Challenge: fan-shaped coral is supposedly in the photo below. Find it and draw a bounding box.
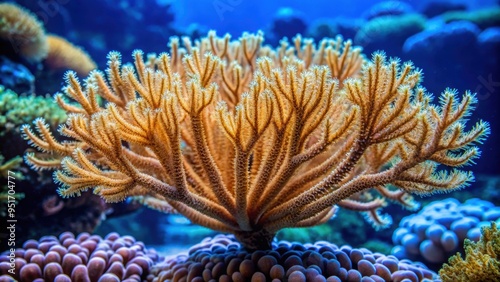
[22,31,489,250]
[0,3,48,62]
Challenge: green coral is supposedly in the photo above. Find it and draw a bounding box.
[360,240,393,255]
[442,8,500,30]
[0,85,66,134]
[277,209,368,246]
[0,154,22,178]
[355,14,426,46]
[277,223,343,244]
[0,86,65,214]
[439,221,500,282]
[0,154,24,216]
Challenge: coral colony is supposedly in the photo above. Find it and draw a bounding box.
[22,31,488,251]
[0,3,96,75]
[1,2,497,281]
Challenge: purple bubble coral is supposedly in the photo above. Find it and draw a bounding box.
[391,198,500,267]
[148,234,438,281]
[0,232,158,281]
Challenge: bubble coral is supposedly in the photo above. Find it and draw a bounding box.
[0,232,158,281]
[148,234,437,282]
[0,3,48,62]
[439,222,500,282]
[391,198,500,268]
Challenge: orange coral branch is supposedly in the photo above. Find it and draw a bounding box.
[23,31,489,250]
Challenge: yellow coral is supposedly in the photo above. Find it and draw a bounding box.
[45,34,97,76]
[22,32,489,250]
[0,3,48,62]
[439,222,500,282]
[0,155,24,216]
[0,155,22,179]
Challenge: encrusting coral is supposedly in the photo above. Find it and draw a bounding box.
[439,221,500,281]
[22,31,489,250]
[0,2,48,62]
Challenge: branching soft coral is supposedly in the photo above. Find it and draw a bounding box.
[439,222,500,282]
[22,31,489,250]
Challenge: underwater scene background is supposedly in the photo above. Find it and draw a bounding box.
[0,0,499,281]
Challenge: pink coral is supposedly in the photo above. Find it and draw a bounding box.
[0,232,158,281]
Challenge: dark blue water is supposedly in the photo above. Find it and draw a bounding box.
[170,0,498,35]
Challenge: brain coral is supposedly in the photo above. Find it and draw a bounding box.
[149,234,437,282]
[0,232,159,281]
[391,198,500,268]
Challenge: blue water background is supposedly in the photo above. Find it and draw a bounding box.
[169,0,497,35]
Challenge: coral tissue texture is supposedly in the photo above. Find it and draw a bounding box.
[148,234,437,282]
[392,198,500,266]
[439,222,500,282]
[0,3,48,62]
[0,232,157,281]
[22,31,489,250]
[45,34,97,76]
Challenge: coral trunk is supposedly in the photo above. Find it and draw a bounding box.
[234,228,276,251]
